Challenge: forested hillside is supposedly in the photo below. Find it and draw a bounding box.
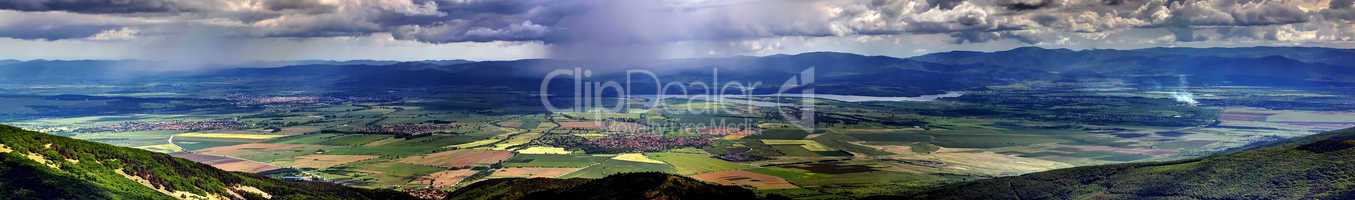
[0,125,774,200]
[0,125,414,200]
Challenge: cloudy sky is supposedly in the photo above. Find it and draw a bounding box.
[1,0,1353,62]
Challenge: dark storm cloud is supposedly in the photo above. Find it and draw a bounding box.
[0,10,157,40]
[1323,0,1355,21]
[1004,0,1052,11]
[927,0,970,9]
[1335,0,1354,9]
[0,0,1352,48]
[1163,0,1309,26]
[0,24,109,40]
[263,0,335,12]
[0,0,184,13]
[0,0,353,14]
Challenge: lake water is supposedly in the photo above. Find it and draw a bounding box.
[759,91,965,102]
[631,91,964,107]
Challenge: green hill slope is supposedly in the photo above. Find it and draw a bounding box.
[880,128,1355,200]
[445,172,772,200]
[0,125,414,200]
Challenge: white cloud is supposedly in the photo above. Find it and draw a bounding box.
[87,27,139,41]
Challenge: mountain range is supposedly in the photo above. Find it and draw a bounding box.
[2,47,1352,96]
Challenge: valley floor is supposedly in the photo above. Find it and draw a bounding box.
[3,83,1351,199]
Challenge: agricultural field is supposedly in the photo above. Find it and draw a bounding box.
[72,131,179,148]
[195,143,324,163]
[516,146,572,154]
[502,154,604,168]
[170,152,281,173]
[647,151,753,175]
[137,143,184,153]
[173,138,249,152]
[398,149,515,169]
[349,161,449,188]
[283,155,380,169]
[488,167,582,178]
[177,132,289,140]
[761,140,833,151]
[691,170,798,190]
[560,157,678,179]
[409,169,478,188]
[2,81,1350,199]
[611,153,665,164]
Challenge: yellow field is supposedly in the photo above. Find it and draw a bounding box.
[490,167,583,178]
[516,146,571,154]
[448,138,501,149]
[177,133,287,140]
[761,139,832,151]
[494,132,543,150]
[611,153,666,164]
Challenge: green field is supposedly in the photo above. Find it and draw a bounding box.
[382,135,494,147]
[770,144,820,157]
[316,134,392,146]
[172,139,247,151]
[503,154,604,168]
[749,129,812,140]
[812,133,895,156]
[270,134,346,145]
[646,151,752,175]
[72,131,178,147]
[559,157,677,179]
[344,160,446,188]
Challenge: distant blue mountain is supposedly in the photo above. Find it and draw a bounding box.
[912,47,1355,88]
[2,47,1351,96]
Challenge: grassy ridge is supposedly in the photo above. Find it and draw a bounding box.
[0,125,415,200]
[886,128,1355,200]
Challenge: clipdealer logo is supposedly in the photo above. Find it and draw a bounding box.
[539,67,816,133]
[776,67,814,132]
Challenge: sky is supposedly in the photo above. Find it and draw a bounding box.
[1,0,1353,63]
